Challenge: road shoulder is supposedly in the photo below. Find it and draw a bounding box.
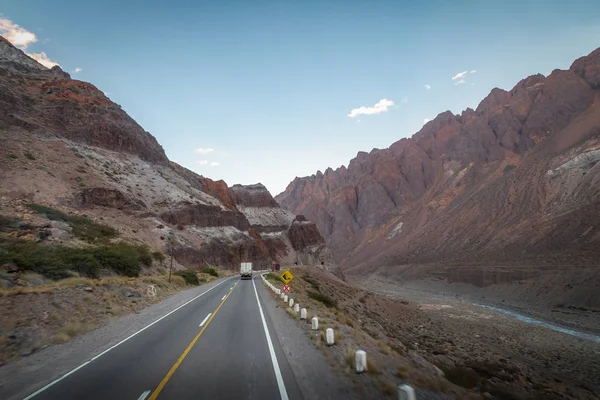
[256,275,358,400]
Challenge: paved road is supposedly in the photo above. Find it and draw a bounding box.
[23,275,303,400]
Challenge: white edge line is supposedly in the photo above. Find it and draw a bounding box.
[252,275,289,400]
[138,389,151,400]
[23,277,233,400]
[199,313,212,327]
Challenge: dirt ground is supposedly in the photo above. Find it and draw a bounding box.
[267,267,600,400]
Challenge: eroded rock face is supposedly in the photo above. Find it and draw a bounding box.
[76,187,145,211]
[0,36,168,165]
[230,183,279,207]
[160,203,250,230]
[276,47,600,278]
[288,216,325,251]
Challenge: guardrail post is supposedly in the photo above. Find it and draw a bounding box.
[355,350,367,373]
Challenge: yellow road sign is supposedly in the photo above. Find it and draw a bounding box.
[280,269,294,284]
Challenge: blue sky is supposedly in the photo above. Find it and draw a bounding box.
[2,0,600,195]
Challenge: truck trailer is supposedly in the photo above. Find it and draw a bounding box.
[240,262,253,280]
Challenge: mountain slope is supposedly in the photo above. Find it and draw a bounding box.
[276,47,600,310]
[0,36,330,272]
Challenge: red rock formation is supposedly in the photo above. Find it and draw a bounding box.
[276,47,600,283]
[0,36,168,165]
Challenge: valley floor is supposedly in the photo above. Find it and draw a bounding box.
[357,275,600,399]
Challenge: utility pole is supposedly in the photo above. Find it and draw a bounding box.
[168,232,175,283]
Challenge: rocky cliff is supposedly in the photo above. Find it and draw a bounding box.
[276,47,600,310]
[0,36,330,271]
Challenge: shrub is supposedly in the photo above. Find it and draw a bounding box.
[308,290,338,308]
[175,269,199,285]
[24,151,36,160]
[27,204,117,243]
[367,357,381,375]
[503,164,516,174]
[6,154,17,159]
[264,273,283,283]
[170,275,186,287]
[395,365,409,379]
[91,244,149,277]
[442,366,480,389]
[151,251,166,262]
[200,267,218,277]
[302,275,320,291]
[380,379,396,396]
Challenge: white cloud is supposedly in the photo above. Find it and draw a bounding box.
[195,147,214,155]
[210,162,220,167]
[348,98,395,118]
[197,160,208,165]
[425,84,431,90]
[424,118,430,124]
[451,71,468,80]
[73,67,82,73]
[401,96,408,104]
[1,17,61,69]
[27,52,59,68]
[0,17,37,49]
[470,70,477,74]
[454,79,466,86]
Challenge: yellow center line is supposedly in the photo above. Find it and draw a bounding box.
[149,281,239,400]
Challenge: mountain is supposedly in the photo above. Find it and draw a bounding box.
[276,47,600,311]
[0,36,332,272]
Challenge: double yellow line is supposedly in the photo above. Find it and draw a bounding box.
[149,281,238,400]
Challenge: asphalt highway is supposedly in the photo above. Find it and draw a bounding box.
[24,275,303,400]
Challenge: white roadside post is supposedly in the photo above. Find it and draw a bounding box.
[284,295,288,303]
[398,384,416,400]
[294,304,300,313]
[326,328,334,346]
[289,298,294,308]
[300,308,307,320]
[355,350,367,373]
[311,317,319,330]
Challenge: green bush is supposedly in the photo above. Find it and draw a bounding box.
[152,251,166,262]
[24,151,36,160]
[175,270,199,285]
[0,237,155,279]
[308,290,338,308]
[27,204,117,243]
[503,164,516,174]
[91,244,149,277]
[200,267,218,277]
[264,273,283,283]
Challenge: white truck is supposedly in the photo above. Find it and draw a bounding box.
[240,262,253,280]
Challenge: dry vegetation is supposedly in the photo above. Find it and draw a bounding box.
[263,267,600,400]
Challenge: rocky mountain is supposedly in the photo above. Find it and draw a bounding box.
[0,36,330,271]
[277,47,600,311]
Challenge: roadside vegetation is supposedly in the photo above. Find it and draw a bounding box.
[0,210,232,366]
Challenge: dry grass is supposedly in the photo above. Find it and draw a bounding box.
[335,330,344,343]
[345,347,355,368]
[141,276,168,288]
[0,286,55,296]
[285,307,296,318]
[50,332,70,344]
[380,379,397,396]
[367,356,381,375]
[99,276,131,286]
[170,275,186,287]
[395,365,409,379]
[56,277,96,288]
[61,322,93,338]
[378,339,392,355]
